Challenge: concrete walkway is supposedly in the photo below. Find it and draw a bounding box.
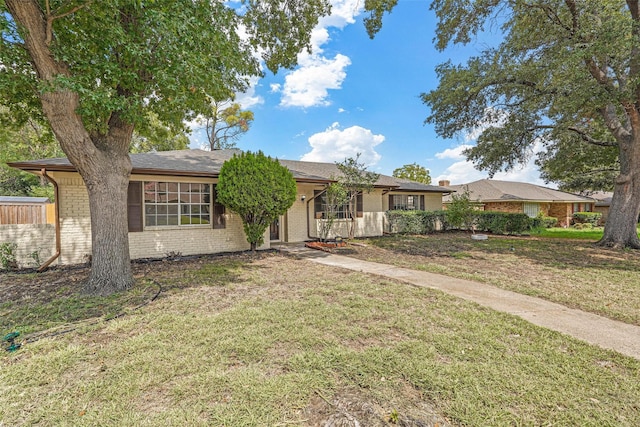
[276,244,640,360]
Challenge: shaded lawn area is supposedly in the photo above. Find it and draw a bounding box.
[343,232,640,326]
[1,253,640,426]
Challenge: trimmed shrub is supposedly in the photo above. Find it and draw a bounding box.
[386,210,449,235]
[386,210,532,235]
[419,210,449,233]
[531,215,558,229]
[572,212,601,226]
[475,211,532,235]
[386,210,426,234]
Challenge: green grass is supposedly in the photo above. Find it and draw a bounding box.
[536,226,606,240]
[1,255,640,426]
[534,225,640,240]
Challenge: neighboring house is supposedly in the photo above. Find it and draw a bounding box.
[7,149,450,265]
[440,179,595,227]
[0,196,54,225]
[580,191,613,223]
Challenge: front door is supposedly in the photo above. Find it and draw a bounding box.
[270,218,280,241]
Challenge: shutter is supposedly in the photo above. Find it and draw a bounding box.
[389,194,394,211]
[356,193,363,217]
[420,195,425,211]
[213,185,226,229]
[127,181,143,232]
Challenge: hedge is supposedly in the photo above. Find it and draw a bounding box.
[572,212,602,225]
[386,210,535,235]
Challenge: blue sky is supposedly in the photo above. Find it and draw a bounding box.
[189,0,547,186]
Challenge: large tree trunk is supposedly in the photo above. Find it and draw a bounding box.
[7,0,135,295]
[598,133,640,249]
[81,148,134,295]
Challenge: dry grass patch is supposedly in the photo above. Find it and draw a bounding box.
[1,253,640,426]
[343,233,640,325]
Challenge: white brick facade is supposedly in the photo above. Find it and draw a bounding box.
[0,224,56,268]
[13,172,444,266]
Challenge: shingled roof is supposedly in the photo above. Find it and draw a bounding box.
[8,149,450,193]
[442,179,594,203]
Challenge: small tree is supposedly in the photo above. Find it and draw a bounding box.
[198,99,254,150]
[446,187,476,233]
[392,163,432,184]
[336,155,380,239]
[318,182,349,242]
[217,151,296,252]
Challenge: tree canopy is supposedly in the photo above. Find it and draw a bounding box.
[129,114,189,154]
[392,163,432,184]
[0,0,334,295]
[216,151,297,251]
[0,112,62,198]
[422,0,640,248]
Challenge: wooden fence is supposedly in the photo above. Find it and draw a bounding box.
[0,203,55,225]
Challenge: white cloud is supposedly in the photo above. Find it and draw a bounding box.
[435,145,471,160]
[434,141,551,187]
[278,0,363,108]
[280,54,351,108]
[301,122,383,165]
[235,76,264,109]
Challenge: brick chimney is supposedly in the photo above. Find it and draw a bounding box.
[438,180,451,187]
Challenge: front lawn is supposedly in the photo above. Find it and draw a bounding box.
[2,253,639,426]
[536,226,606,240]
[345,232,640,326]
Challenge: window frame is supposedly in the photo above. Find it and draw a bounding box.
[142,181,211,228]
[314,190,363,219]
[388,194,425,211]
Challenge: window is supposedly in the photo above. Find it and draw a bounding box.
[144,182,210,226]
[314,190,363,219]
[523,203,540,218]
[389,194,425,211]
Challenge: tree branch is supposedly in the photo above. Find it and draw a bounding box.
[567,126,618,147]
[600,104,633,142]
[45,1,92,46]
[528,124,618,147]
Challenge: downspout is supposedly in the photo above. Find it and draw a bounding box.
[306,188,327,240]
[37,168,61,272]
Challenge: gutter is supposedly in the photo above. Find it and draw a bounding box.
[37,168,61,272]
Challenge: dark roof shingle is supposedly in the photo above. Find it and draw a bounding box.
[8,149,451,193]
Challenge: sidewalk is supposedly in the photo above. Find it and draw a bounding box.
[276,244,640,360]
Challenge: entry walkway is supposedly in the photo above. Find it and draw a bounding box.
[276,244,640,360]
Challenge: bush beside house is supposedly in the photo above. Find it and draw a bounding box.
[386,209,546,235]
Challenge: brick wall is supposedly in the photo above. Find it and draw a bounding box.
[128,213,253,259]
[285,183,317,242]
[483,202,524,213]
[48,172,270,265]
[0,224,56,268]
[548,203,572,227]
[55,174,92,264]
[45,172,441,265]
